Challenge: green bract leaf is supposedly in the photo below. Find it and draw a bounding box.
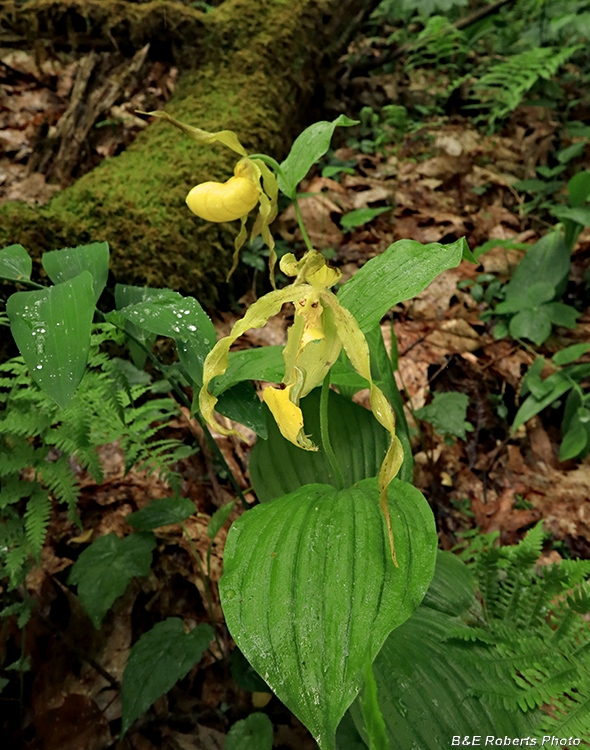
[115,288,216,387]
[121,619,213,737]
[249,388,390,502]
[414,392,473,441]
[7,272,95,409]
[278,116,358,197]
[337,238,467,332]
[226,713,273,750]
[139,110,247,156]
[220,477,437,750]
[42,242,109,304]
[349,552,540,747]
[340,207,390,229]
[0,244,32,281]
[127,496,196,531]
[68,532,156,628]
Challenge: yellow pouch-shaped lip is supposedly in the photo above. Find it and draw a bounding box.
[186,176,260,223]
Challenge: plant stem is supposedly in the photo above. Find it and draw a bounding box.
[179,521,224,658]
[320,371,344,490]
[249,152,315,253]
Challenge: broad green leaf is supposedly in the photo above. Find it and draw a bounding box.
[553,343,590,366]
[127,496,196,531]
[349,552,540,747]
[115,288,216,387]
[559,423,588,461]
[525,281,556,307]
[278,116,358,197]
[7,272,95,409]
[414,392,473,441]
[359,661,389,750]
[557,142,586,164]
[68,532,156,628]
[115,284,159,368]
[215,381,267,438]
[220,477,437,750]
[209,345,285,396]
[340,207,390,229]
[42,242,109,304]
[337,238,467,332]
[121,619,213,737]
[550,206,590,227]
[0,244,32,281]
[568,171,590,207]
[335,712,368,750]
[509,307,552,345]
[249,388,390,502]
[503,231,570,304]
[226,713,273,750]
[230,647,270,693]
[544,301,580,328]
[512,374,572,432]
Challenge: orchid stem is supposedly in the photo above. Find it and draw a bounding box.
[320,371,344,491]
[249,153,315,254]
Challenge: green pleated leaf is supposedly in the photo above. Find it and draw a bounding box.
[249,388,390,502]
[115,288,216,386]
[7,271,95,409]
[42,242,109,304]
[349,552,540,747]
[127,496,196,531]
[337,238,467,332]
[114,284,159,369]
[209,345,285,396]
[278,116,358,197]
[68,532,156,628]
[220,477,437,750]
[0,244,32,281]
[121,619,213,737]
[226,712,274,750]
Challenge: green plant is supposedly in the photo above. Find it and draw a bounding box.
[414,391,474,441]
[0,325,194,592]
[513,344,590,461]
[346,105,410,154]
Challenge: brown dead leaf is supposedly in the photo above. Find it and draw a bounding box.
[427,318,482,354]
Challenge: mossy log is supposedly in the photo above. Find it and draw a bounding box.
[0,0,379,308]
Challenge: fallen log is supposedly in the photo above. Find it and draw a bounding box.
[0,0,380,308]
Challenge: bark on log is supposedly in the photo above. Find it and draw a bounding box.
[0,0,380,308]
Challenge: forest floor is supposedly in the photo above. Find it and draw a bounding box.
[1,18,590,750]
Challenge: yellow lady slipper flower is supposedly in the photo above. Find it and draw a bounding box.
[139,110,279,286]
[199,250,404,563]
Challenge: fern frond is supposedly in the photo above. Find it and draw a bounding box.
[24,490,52,561]
[470,46,581,129]
[36,459,79,517]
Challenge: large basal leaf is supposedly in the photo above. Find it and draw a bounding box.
[209,345,285,396]
[220,477,437,750]
[42,242,110,304]
[121,618,213,737]
[7,271,95,409]
[349,552,540,747]
[249,388,390,502]
[278,116,358,197]
[114,284,159,369]
[337,238,468,332]
[68,532,156,628]
[215,380,267,438]
[0,244,32,281]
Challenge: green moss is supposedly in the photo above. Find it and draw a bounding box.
[0,0,360,308]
